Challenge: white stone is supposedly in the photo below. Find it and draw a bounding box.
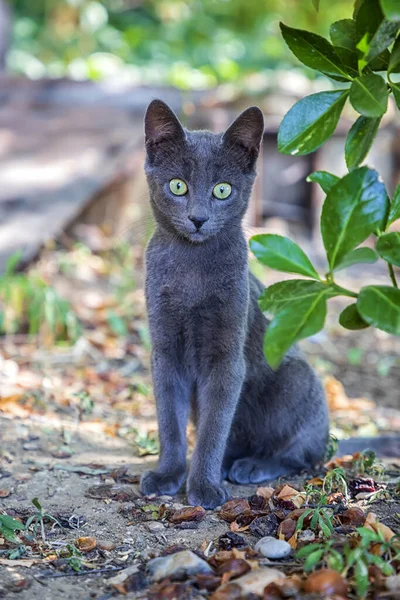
[256,538,291,559]
[146,521,165,533]
[147,550,212,581]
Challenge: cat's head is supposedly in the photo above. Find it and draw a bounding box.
[144,99,264,243]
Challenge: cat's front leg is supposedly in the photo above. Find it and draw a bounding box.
[187,355,245,509]
[140,350,190,496]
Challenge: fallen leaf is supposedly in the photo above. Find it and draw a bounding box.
[219,499,250,523]
[256,486,275,500]
[218,558,251,584]
[303,568,348,596]
[0,559,38,567]
[0,489,11,498]
[277,518,296,541]
[169,505,206,524]
[364,512,396,542]
[54,464,109,475]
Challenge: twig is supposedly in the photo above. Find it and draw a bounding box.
[37,564,129,579]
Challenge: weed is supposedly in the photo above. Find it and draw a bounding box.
[25,498,63,542]
[0,252,80,342]
[296,496,334,539]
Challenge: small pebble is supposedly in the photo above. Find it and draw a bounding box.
[159,495,173,501]
[147,550,212,581]
[255,537,291,559]
[146,521,165,533]
[97,540,116,551]
[298,529,315,543]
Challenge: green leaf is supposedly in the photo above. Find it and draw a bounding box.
[334,247,379,271]
[390,80,400,109]
[319,513,333,538]
[350,74,388,117]
[250,234,320,279]
[388,35,400,73]
[388,182,400,224]
[366,552,395,575]
[358,285,400,334]
[5,250,23,276]
[321,167,389,270]
[330,19,357,50]
[377,231,400,266]
[304,548,325,571]
[280,23,354,79]
[366,20,400,63]
[339,303,370,330]
[345,116,381,170]
[380,0,400,21]
[296,542,323,558]
[32,497,42,511]
[258,280,330,314]
[264,292,327,369]
[295,509,314,532]
[307,171,340,194]
[327,548,345,572]
[0,515,25,531]
[278,90,349,156]
[312,0,320,11]
[355,559,369,598]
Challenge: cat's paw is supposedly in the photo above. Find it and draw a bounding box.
[187,481,230,509]
[140,470,185,496]
[228,458,274,484]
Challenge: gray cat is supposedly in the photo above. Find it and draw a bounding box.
[140,99,329,509]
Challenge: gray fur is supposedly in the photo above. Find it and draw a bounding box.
[140,100,329,509]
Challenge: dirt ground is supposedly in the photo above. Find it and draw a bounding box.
[1,230,400,599]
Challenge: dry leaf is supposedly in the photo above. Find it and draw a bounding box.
[256,486,275,500]
[169,505,206,524]
[219,499,250,523]
[364,512,395,542]
[0,559,38,567]
[276,484,305,508]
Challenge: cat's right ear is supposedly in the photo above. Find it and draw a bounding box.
[144,100,185,147]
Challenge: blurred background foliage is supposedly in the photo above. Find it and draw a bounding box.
[8,0,352,89]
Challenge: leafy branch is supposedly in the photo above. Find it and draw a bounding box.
[251,0,400,368]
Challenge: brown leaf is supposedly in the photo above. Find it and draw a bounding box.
[218,558,251,584]
[256,486,275,500]
[219,499,250,523]
[230,520,250,533]
[275,484,305,508]
[0,489,11,498]
[277,518,296,541]
[169,505,206,524]
[303,569,348,597]
[340,507,365,527]
[75,536,97,552]
[365,512,396,542]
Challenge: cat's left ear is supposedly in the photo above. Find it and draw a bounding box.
[144,99,185,145]
[223,106,264,157]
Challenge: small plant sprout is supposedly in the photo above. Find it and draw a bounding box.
[296,495,334,539]
[25,498,63,542]
[322,467,349,499]
[353,450,385,478]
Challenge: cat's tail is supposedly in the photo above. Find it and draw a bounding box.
[337,436,400,458]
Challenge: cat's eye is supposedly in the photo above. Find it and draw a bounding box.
[169,179,188,196]
[213,182,232,200]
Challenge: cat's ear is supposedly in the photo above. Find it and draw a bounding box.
[144,99,185,146]
[223,106,264,154]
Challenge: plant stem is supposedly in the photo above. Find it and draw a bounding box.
[388,263,398,288]
[329,283,358,298]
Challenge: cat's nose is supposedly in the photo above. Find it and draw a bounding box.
[188,216,209,230]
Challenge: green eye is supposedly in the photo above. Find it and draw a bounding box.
[213,182,232,200]
[169,179,188,196]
